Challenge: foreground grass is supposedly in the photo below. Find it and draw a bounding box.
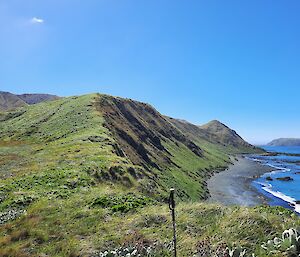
[0,188,299,257]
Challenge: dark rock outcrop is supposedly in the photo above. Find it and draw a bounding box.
[276,176,293,181]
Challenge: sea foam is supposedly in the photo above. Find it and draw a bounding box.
[250,146,300,214]
[262,184,300,214]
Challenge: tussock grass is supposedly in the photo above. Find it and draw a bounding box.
[1,197,299,256]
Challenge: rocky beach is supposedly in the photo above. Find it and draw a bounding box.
[207,156,274,206]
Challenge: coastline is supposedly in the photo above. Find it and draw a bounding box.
[207,156,274,206]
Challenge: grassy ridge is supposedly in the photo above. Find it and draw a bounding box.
[0,94,133,178]
[0,94,233,205]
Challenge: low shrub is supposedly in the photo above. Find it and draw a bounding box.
[91,193,155,213]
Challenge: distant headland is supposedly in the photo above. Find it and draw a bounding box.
[268,138,300,146]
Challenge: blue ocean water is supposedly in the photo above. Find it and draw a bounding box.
[248,146,300,213]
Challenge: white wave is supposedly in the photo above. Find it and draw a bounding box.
[262,185,300,214]
[245,156,289,172]
[295,204,300,214]
[265,163,290,171]
[248,154,299,213]
[245,156,262,163]
[253,181,271,187]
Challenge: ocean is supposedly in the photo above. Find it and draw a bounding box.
[247,146,300,213]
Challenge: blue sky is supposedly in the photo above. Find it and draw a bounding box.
[1,1,300,144]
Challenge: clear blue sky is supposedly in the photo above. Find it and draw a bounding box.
[1,0,300,144]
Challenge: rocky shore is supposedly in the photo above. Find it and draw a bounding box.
[207,156,274,206]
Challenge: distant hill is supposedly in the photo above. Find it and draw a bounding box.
[167,118,259,153]
[199,120,256,149]
[0,91,59,111]
[18,93,60,105]
[268,138,300,146]
[0,91,27,111]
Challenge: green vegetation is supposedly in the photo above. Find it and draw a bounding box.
[1,198,300,256]
[0,93,297,256]
[158,139,230,200]
[261,228,300,256]
[91,193,155,212]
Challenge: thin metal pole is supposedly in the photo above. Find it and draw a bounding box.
[169,188,177,257]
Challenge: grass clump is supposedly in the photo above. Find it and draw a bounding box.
[91,193,155,213]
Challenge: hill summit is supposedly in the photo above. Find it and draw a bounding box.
[199,120,253,148]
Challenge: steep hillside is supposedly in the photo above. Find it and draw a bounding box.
[96,96,203,169]
[268,138,300,146]
[0,91,59,111]
[0,93,260,201]
[0,93,239,200]
[0,93,279,257]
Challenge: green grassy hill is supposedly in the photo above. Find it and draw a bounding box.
[0,93,296,257]
[0,93,252,201]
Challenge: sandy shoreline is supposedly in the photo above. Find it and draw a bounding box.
[207,156,274,206]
